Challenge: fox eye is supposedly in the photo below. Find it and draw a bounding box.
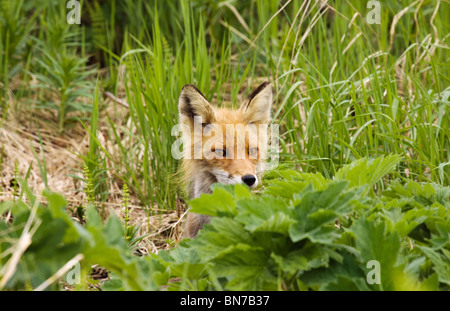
[249,147,258,157]
[213,148,226,157]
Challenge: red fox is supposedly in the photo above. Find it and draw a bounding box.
[177,82,273,238]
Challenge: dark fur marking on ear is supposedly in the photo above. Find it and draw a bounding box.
[180,93,195,119]
[182,84,208,101]
[244,82,270,109]
[180,84,211,121]
[180,84,208,119]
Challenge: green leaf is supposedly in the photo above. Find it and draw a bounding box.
[43,190,90,244]
[351,219,401,290]
[83,205,158,290]
[271,242,331,274]
[289,181,361,244]
[231,183,252,200]
[264,180,308,199]
[160,247,208,279]
[211,244,278,290]
[189,186,236,217]
[264,171,330,199]
[190,217,253,261]
[0,200,14,215]
[235,196,295,235]
[104,213,126,247]
[300,252,371,291]
[382,204,432,238]
[335,155,402,194]
[428,222,450,249]
[420,246,450,285]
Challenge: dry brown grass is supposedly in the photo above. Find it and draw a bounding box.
[0,97,186,255]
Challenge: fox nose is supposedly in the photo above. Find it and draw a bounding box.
[242,175,256,187]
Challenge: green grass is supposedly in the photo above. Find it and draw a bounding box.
[0,0,448,222]
[109,0,449,209]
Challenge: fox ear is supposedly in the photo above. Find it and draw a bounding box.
[178,84,215,126]
[240,82,272,124]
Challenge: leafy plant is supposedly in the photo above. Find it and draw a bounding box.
[83,163,95,205]
[120,182,148,252]
[32,48,96,132]
[1,156,448,291]
[155,155,449,291]
[0,0,37,105]
[0,179,164,291]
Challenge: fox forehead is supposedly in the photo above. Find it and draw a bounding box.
[213,107,243,124]
[202,121,259,147]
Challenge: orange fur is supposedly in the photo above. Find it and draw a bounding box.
[178,83,272,238]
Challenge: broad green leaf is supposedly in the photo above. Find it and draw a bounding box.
[271,243,331,274]
[335,155,402,194]
[189,187,235,217]
[235,196,295,235]
[233,183,253,200]
[84,205,158,290]
[382,204,433,238]
[188,217,254,262]
[289,181,361,244]
[104,213,126,247]
[43,190,91,244]
[300,252,371,291]
[0,201,14,215]
[419,246,450,285]
[419,247,450,285]
[351,219,401,290]
[160,247,208,279]
[428,222,450,249]
[264,171,329,199]
[211,244,278,290]
[263,180,309,199]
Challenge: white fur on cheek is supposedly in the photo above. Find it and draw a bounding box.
[211,168,259,189]
[211,168,243,185]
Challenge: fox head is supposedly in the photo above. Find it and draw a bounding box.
[178,82,272,198]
